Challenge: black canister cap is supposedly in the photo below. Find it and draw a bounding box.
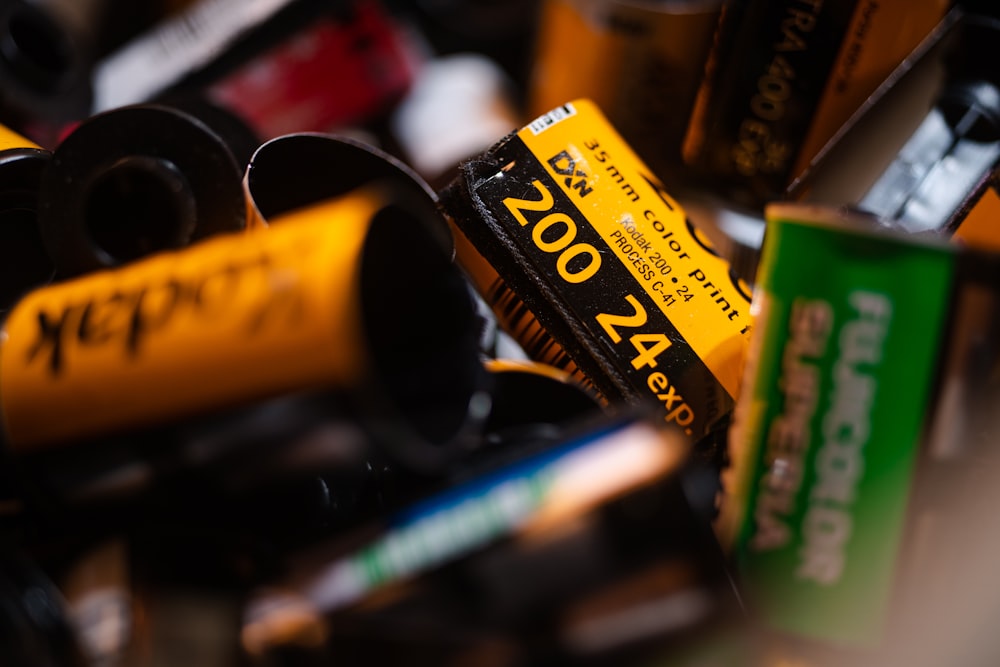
[37,104,248,277]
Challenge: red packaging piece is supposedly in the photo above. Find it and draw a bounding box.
[208,0,420,139]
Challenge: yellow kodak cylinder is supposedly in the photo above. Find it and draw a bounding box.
[0,184,479,452]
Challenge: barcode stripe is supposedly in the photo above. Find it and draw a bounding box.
[527,103,577,135]
[486,277,600,395]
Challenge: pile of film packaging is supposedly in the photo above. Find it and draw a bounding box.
[0,1,998,666]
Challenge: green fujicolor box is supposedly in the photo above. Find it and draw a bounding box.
[720,203,956,647]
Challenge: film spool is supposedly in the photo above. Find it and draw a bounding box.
[244,132,441,230]
[36,104,248,278]
[244,133,488,471]
[152,92,263,170]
